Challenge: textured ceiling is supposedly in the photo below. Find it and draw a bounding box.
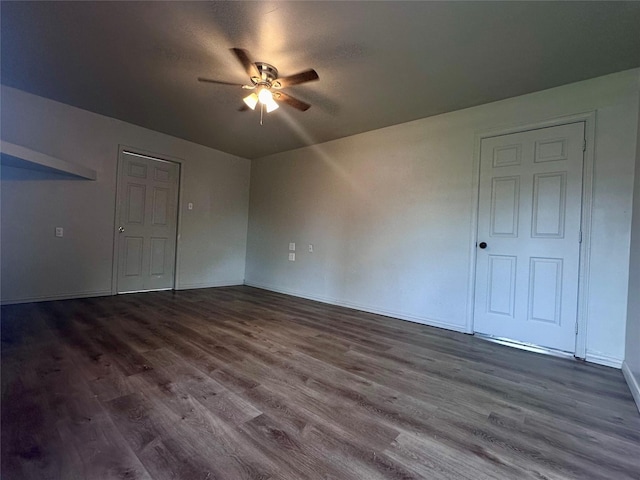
[2,1,640,159]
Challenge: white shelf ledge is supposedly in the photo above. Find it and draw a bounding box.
[1,140,97,180]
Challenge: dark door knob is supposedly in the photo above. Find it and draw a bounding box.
[478,242,487,249]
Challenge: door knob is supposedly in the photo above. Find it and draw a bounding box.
[478,242,487,249]
[118,226,125,233]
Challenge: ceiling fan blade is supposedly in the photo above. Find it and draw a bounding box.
[230,48,260,81]
[272,69,319,89]
[198,77,245,86]
[274,92,311,111]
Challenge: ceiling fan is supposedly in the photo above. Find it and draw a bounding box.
[198,48,319,119]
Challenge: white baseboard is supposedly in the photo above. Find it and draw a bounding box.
[176,279,245,290]
[622,361,640,414]
[0,289,112,305]
[585,351,623,369]
[244,281,468,333]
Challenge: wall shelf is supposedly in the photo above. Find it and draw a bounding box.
[1,140,97,180]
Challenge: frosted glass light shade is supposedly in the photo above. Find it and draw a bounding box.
[243,93,258,110]
[265,97,279,112]
[258,88,273,104]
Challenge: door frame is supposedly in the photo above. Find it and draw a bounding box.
[111,145,185,295]
[466,112,596,359]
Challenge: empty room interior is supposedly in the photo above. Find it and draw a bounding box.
[2,1,640,479]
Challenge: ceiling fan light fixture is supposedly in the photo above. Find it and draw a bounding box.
[243,92,259,110]
[257,87,279,112]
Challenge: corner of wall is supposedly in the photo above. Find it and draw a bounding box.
[623,78,640,412]
[622,361,640,414]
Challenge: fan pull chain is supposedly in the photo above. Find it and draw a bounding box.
[260,102,264,126]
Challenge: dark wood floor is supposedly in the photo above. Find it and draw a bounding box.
[1,286,639,480]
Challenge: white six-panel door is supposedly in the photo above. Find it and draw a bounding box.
[115,151,180,293]
[474,122,585,353]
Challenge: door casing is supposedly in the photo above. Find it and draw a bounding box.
[467,112,596,359]
[111,145,184,295]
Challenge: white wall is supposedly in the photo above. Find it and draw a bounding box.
[624,97,640,411]
[246,69,640,367]
[1,86,251,303]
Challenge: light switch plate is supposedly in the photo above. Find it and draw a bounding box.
[289,242,295,251]
[188,202,193,210]
[308,244,314,253]
[288,253,295,261]
[55,227,64,237]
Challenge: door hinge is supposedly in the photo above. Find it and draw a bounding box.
[575,322,579,335]
[579,230,582,243]
[583,139,586,152]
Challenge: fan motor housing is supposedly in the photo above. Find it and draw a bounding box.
[252,62,279,86]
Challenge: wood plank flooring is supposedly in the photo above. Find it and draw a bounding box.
[1,286,639,480]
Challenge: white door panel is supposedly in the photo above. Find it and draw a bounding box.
[474,123,584,353]
[115,152,179,293]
